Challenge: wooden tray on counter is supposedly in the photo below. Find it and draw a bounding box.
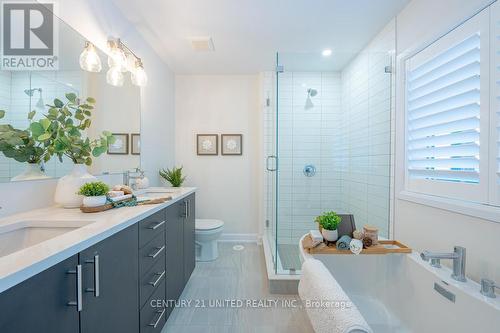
[306,238,411,255]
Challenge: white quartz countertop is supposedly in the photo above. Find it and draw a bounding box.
[0,187,196,293]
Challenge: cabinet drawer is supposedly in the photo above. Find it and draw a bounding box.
[140,252,166,308]
[140,233,166,278]
[139,209,166,249]
[140,280,166,333]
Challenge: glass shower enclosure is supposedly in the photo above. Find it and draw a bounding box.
[264,50,394,275]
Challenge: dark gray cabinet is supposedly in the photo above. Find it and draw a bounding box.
[0,255,79,333]
[139,208,167,333]
[80,224,139,333]
[0,192,195,333]
[183,194,196,284]
[166,199,185,316]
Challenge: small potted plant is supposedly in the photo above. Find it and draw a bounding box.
[315,211,342,242]
[159,166,186,187]
[78,181,110,207]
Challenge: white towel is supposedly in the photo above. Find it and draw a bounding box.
[349,239,363,255]
[298,259,373,333]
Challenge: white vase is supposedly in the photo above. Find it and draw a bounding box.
[54,164,97,208]
[11,163,51,182]
[83,195,107,207]
[321,229,338,242]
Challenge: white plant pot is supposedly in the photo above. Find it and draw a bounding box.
[11,163,51,182]
[83,195,107,208]
[321,229,338,242]
[54,164,97,208]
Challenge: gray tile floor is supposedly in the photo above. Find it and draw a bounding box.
[162,243,314,333]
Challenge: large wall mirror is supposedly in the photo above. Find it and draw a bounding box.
[0,7,141,183]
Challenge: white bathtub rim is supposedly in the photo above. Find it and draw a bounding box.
[299,234,500,312]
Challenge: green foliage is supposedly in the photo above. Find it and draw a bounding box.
[78,181,110,196]
[315,211,342,231]
[44,94,115,165]
[0,94,114,166]
[159,166,186,187]
[0,109,51,164]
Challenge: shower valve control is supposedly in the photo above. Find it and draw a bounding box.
[303,164,316,177]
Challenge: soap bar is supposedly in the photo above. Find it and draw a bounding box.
[109,194,133,202]
[309,229,323,246]
[108,190,124,198]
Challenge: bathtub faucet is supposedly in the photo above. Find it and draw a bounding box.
[420,246,466,282]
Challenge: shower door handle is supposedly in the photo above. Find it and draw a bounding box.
[266,156,277,171]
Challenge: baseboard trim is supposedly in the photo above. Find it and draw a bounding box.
[219,233,259,243]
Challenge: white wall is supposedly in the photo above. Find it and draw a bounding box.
[394,0,500,283]
[0,0,175,217]
[175,75,261,238]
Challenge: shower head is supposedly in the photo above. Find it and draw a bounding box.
[24,88,42,96]
[24,88,44,110]
[307,88,317,97]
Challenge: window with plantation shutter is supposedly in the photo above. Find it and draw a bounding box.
[491,1,500,206]
[405,9,490,203]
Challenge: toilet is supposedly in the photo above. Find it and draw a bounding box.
[195,219,224,261]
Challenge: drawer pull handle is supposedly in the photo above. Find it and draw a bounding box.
[149,308,166,328]
[148,220,165,230]
[149,270,166,287]
[84,255,100,297]
[148,245,165,259]
[67,264,83,312]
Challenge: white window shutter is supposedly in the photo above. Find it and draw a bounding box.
[490,2,500,206]
[405,9,490,203]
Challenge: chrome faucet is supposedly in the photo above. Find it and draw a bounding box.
[420,246,467,282]
[480,279,499,298]
[123,168,145,190]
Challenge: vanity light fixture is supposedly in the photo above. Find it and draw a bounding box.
[106,66,124,87]
[79,38,147,87]
[107,39,128,72]
[79,41,102,72]
[131,59,148,87]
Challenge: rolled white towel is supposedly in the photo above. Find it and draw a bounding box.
[298,259,372,333]
[350,239,363,255]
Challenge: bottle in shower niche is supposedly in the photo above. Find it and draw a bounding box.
[363,225,379,245]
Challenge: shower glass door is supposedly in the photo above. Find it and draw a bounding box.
[269,49,394,275]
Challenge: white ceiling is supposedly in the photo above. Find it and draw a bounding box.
[112,0,409,74]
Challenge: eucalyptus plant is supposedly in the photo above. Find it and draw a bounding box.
[0,109,52,164]
[44,93,115,166]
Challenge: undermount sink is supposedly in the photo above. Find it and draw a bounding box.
[135,187,180,201]
[0,220,96,258]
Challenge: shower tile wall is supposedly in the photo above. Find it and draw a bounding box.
[276,72,342,245]
[339,20,395,237]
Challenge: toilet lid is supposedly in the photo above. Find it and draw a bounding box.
[196,219,224,231]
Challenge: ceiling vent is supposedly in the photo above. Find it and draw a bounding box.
[189,36,215,51]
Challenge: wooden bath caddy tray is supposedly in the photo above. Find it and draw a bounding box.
[80,196,172,213]
[306,238,411,255]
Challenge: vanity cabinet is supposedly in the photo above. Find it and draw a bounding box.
[79,224,139,333]
[0,192,196,333]
[183,194,196,284]
[166,199,185,316]
[139,209,167,333]
[0,255,79,333]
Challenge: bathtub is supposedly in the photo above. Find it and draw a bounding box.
[299,235,500,333]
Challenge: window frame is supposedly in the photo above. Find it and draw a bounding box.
[397,5,500,223]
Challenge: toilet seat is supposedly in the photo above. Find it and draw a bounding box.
[196,219,224,231]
